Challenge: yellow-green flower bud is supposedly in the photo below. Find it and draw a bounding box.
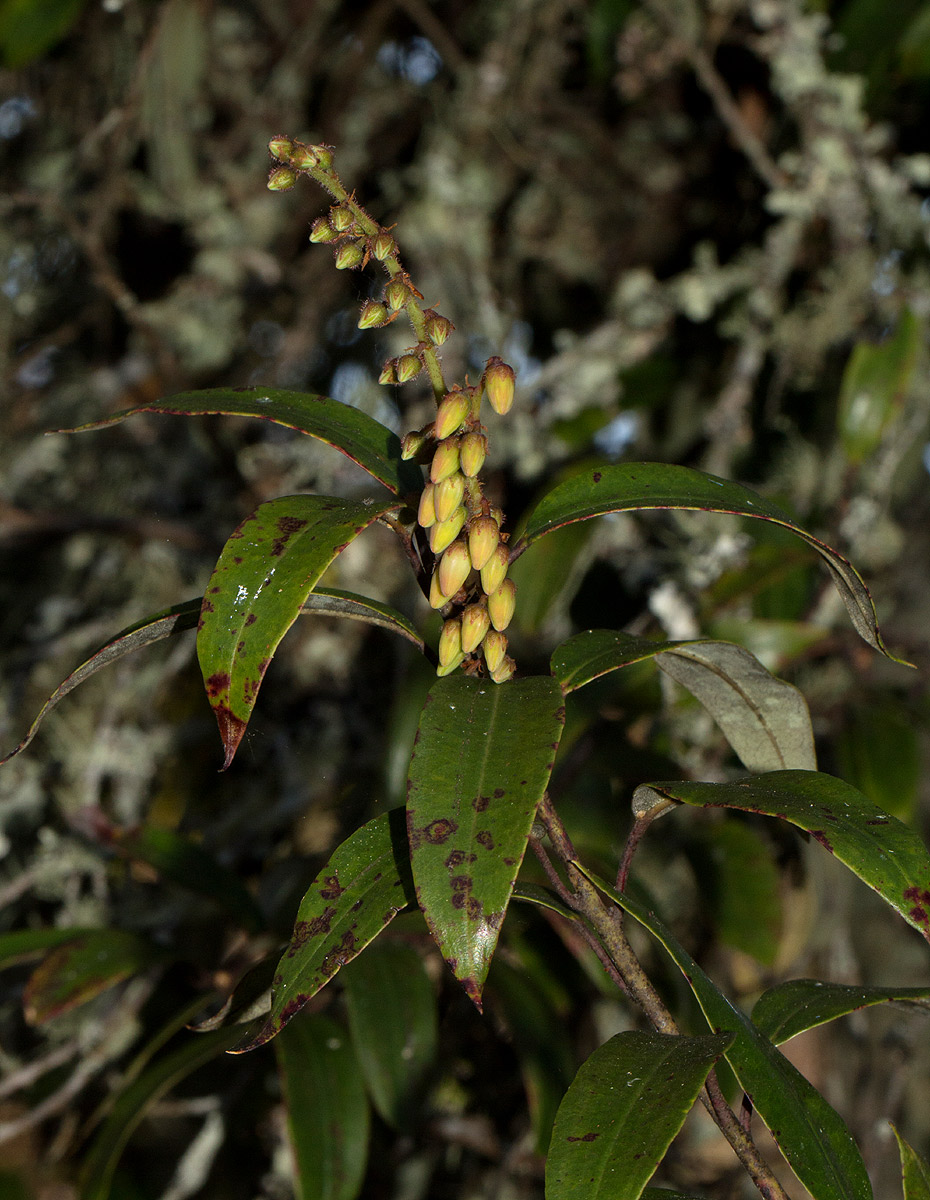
[426,312,454,346]
[430,439,460,483]
[385,278,408,312]
[372,233,395,261]
[330,205,354,232]
[358,300,388,330]
[379,359,398,385]
[429,572,450,610]
[437,539,471,597]
[289,143,321,170]
[429,506,466,555]
[461,602,490,654]
[311,145,333,169]
[480,543,508,595]
[335,242,364,270]
[434,473,465,524]
[459,432,487,478]
[434,391,470,441]
[438,618,462,667]
[401,430,427,460]
[396,354,421,383]
[437,651,466,678]
[483,630,507,674]
[468,517,500,572]
[418,482,437,528]
[484,357,515,416]
[267,167,297,191]
[309,217,338,244]
[490,655,516,683]
[487,578,516,631]
[268,136,295,161]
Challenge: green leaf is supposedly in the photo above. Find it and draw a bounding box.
[342,940,438,1130]
[0,0,87,67]
[553,632,815,772]
[632,771,930,945]
[79,1024,245,1200]
[63,388,422,497]
[544,1031,733,1200]
[23,930,166,1024]
[893,1124,930,1200]
[835,700,921,822]
[233,809,415,1052]
[508,520,597,633]
[1,589,421,767]
[198,495,396,768]
[641,1191,709,1199]
[575,866,874,1200]
[753,979,930,1045]
[838,309,920,465]
[406,675,565,1009]
[0,927,101,968]
[518,462,903,660]
[275,1014,369,1200]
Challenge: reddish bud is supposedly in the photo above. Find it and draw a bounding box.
[268,136,295,161]
[335,242,364,270]
[483,630,507,675]
[429,572,450,610]
[418,483,437,529]
[480,543,508,595]
[358,300,388,330]
[430,439,460,483]
[396,354,422,383]
[426,313,454,346]
[468,517,500,572]
[438,619,462,667]
[311,145,333,169]
[459,432,487,478]
[378,359,398,385]
[484,357,515,415]
[309,217,338,243]
[487,578,516,631]
[434,473,465,524]
[490,655,516,683]
[372,233,396,261]
[267,167,297,191]
[330,205,354,232]
[434,392,470,441]
[438,539,471,597]
[401,430,427,460]
[437,651,466,678]
[460,603,490,654]
[429,506,466,554]
[385,278,408,312]
[289,144,321,170]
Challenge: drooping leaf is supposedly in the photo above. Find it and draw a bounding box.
[553,632,815,772]
[275,1013,369,1200]
[544,1031,733,1200]
[79,1024,246,1200]
[835,700,921,822]
[63,388,422,497]
[508,519,597,633]
[406,675,565,1009]
[342,940,438,1130]
[632,772,930,944]
[893,1124,930,1200]
[24,930,167,1024]
[838,308,920,465]
[1,589,421,766]
[753,979,930,1045]
[575,866,874,1200]
[518,462,903,660]
[233,809,415,1052]
[197,495,396,768]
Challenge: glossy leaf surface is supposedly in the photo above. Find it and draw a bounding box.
[894,1125,930,1200]
[545,1031,732,1200]
[1,589,421,766]
[838,308,919,465]
[198,495,395,767]
[553,632,815,771]
[753,979,930,1045]
[519,462,900,659]
[406,675,565,1008]
[342,940,438,1130]
[24,930,166,1024]
[79,1024,244,1200]
[234,809,415,1052]
[65,388,422,496]
[632,771,930,944]
[577,866,874,1200]
[275,1014,369,1200]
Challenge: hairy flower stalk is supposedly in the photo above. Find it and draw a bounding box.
[268,136,518,680]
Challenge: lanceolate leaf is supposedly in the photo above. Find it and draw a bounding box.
[0,927,102,968]
[63,388,422,497]
[632,772,930,944]
[406,675,565,1009]
[24,930,167,1024]
[275,1014,370,1200]
[518,462,902,660]
[753,979,930,1045]
[545,1031,733,1200]
[893,1125,930,1200]
[198,495,396,768]
[342,941,438,1131]
[575,866,874,1200]
[1,589,421,766]
[553,632,815,772]
[233,809,416,1053]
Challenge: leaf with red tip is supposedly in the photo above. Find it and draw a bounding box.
[406,675,565,1009]
[197,495,396,767]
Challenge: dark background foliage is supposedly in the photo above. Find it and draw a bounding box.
[1,1,929,1197]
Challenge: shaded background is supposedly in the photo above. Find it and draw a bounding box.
[1,0,930,1197]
